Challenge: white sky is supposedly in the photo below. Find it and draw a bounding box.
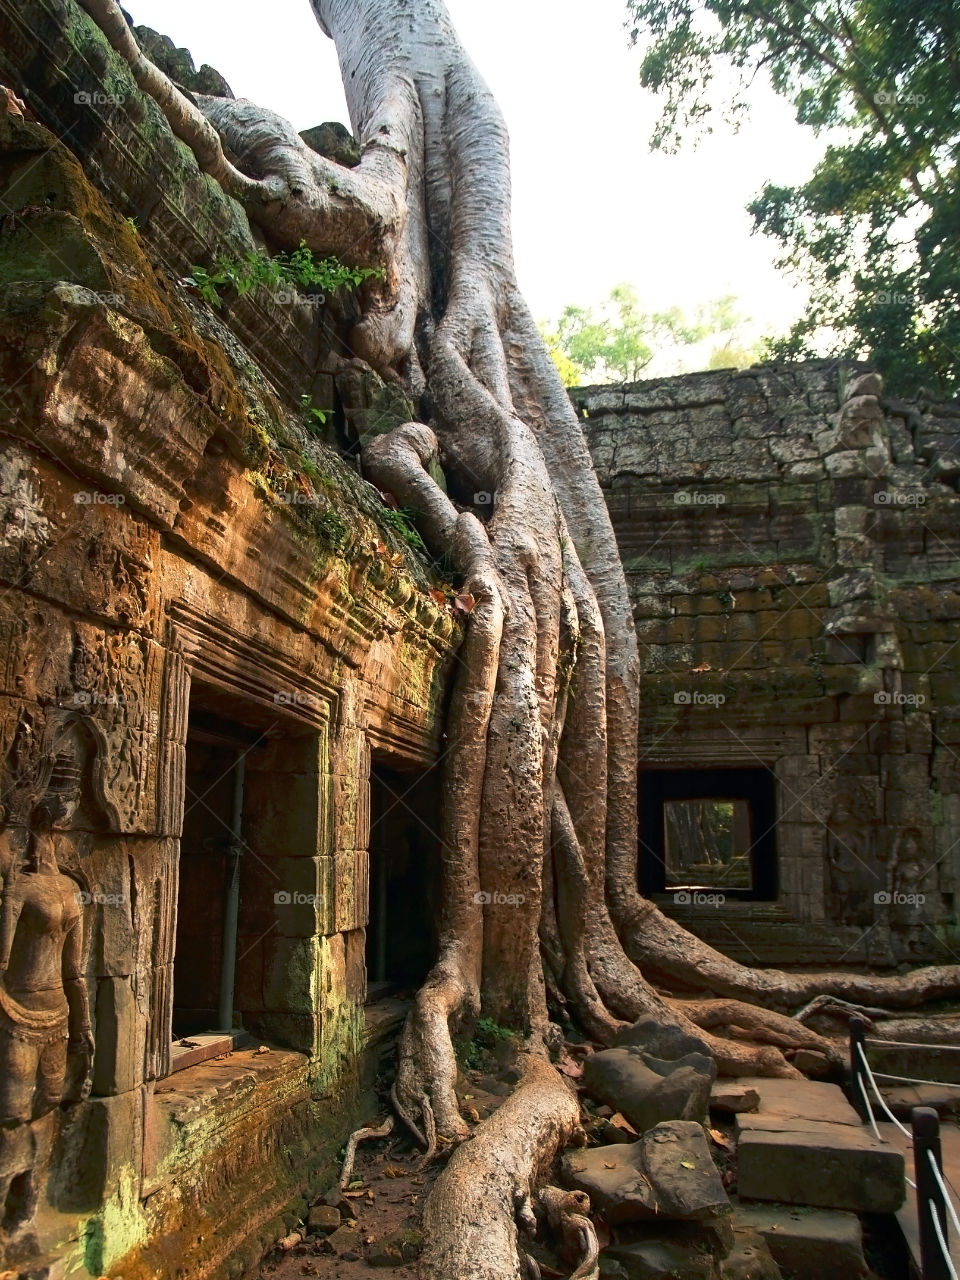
[127,0,826,347]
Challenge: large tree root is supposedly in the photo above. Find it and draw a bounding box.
[419,1056,580,1280]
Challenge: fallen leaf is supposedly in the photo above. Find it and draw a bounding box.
[708,1128,732,1150]
[680,1160,696,1169]
[603,1161,617,1169]
[692,662,711,673]
[454,592,476,613]
[384,1166,406,1178]
[429,589,447,606]
[610,1112,638,1135]
[557,1055,583,1078]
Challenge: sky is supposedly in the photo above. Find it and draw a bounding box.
[126,0,827,359]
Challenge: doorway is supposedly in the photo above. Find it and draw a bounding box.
[366,763,440,994]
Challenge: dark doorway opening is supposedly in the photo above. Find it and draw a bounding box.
[366,762,441,995]
[173,702,266,1041]
[639,767,777,900]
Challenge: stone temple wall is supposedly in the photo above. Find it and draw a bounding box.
[577,365,960,969]
[0,4,458,1275]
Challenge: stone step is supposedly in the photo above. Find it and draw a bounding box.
[730,1076,861,1128]
[737,1124,904,1212]
[880,1082,960,1118]
[733,1202,867,1280]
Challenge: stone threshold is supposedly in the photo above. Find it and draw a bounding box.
[168,1029,254,1074]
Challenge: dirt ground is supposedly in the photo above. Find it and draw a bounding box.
[255,1067,519,1279]
[256,1138,435,1279]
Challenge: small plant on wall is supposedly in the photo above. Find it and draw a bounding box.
[186,241,383,309]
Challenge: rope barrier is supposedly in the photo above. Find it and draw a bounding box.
[872,1071,960,1090]
[930,1200,960,1280]
[928,1150,960,1246]
[854,1021,959,1277]
[865,1039,960,1054]
[857,1044,912,1139]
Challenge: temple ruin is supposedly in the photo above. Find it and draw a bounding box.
[0,2,958,1278]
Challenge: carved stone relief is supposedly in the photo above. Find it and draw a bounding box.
[0,715,106,1264]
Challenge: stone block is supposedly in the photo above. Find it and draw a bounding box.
[262,935,319,1015]
[603,1237,715,1280]
[719,1227,781,1280]
[826,450,871,478]
[582,1048,714,1133]
[50,1086,144,1212]
[837,395,884,449]
[92,974,142,1096]
[737,1126,904,1212]
[334,846,370,933]
[243,854,335,937]
[834,505,869,538]
[562,1122,730,1224]
[731,1079,861,1127]
[245,769,333,857]
[734,1203,866,1280]
[710,1083,759,1114]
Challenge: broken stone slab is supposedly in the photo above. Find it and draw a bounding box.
[602,1237,716,1280]
[718,1227,782,1280]
[710,1083,760,1114]
[614,1016,715,1067]
[325,1223,363,1256]
[730,1078,861,1128]
[737,1126,904,1212]
[734,1202,866,1280]
[562,1120,730,1224]
[306,1203,341,1233]
[847,372,883,399]
[613,1218,736,1262]
[582,1048,714,1132]
[788,1049,832,1078]
[367,1228,425,1267]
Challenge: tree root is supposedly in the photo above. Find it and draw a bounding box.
[539,1187,600,1280]
[79,0,285,203]
[419,1056,580,1280]
[794,994,893,1027]
[339,1114,394,1190]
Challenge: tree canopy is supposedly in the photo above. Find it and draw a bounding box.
[542,284,760,385]
[627,0,960,396]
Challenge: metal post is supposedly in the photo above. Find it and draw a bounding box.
[850,1016,869,1118]
[375,851,388,984]
[217,752,245,1032]
[913,1106,950,1280]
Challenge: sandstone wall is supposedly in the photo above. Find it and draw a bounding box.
[0,12,458,1274]
[577,365,960,968]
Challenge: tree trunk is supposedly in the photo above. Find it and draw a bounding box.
[78,1,960,1273]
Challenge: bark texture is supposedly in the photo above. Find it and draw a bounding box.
[76,1,960,1275]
